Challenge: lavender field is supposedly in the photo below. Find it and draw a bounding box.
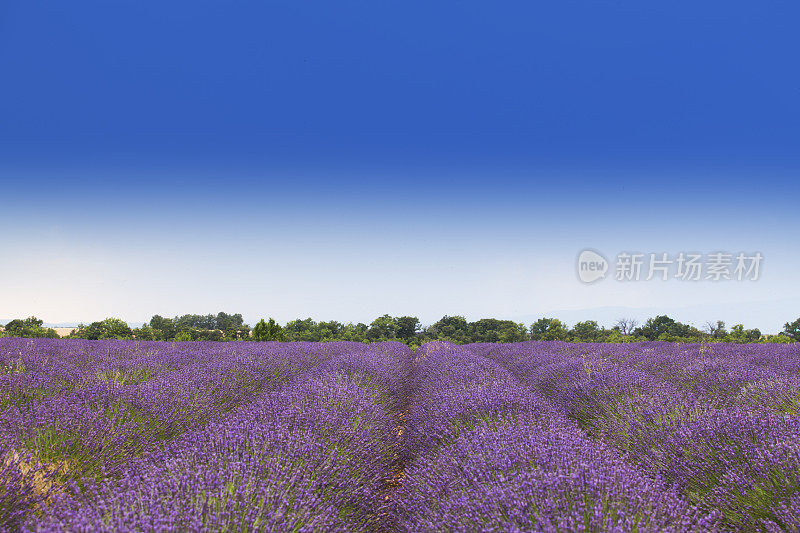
[1,338,799,532]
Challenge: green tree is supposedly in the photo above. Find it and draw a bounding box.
[605,330,628,343]
[133,323,157,341]
[253,318,285,341]
[783,318,800,342]
[339,322,369,343]
[569,321,604,342]
[705,320,728,340]
[529,318,568,341]
[470,318,527,343]
[727,324,761,343]
[612,318,638,336]
[763,333,796,344]
[317,321,345,341]
[634,315,702,341]
[215,312,249,339]
[2,317,58,338]
[3,319,27,337]
[367,315,399,341]
[149,312,248,341]
[195,329,224,341]
[395,316,421,343]
[174,331,193,342]
[497,321,528,343]
[635,315,676,340]
[73,318,133,340]
[284,318,320,341]
[425,315,471,344]
[149,315,176,340]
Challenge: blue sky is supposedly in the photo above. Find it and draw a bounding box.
[1,1,799,331]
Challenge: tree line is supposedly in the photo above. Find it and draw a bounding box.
[2,313,799,345]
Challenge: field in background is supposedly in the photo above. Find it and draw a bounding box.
[2,338,800,531]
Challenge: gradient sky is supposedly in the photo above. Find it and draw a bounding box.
[1,1,799,331]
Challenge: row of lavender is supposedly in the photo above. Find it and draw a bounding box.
[394,341,715,532]
[470,341,800,531]
[1,338,411,532]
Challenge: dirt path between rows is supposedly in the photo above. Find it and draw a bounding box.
[374,349,416,532]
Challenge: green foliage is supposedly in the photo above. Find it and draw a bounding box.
[282,319,370,342]
[5,311,789,345]
[763,334,796,344]
[287,314,417,344]
[529,318,568,341]
[149,315,176,340]
[174,331,193,342]
[469,319,528,343]
[71,318,133,340]
[634,315,704,342]
[366,315,400,342]
[273,314,526,346]
[425,315,471,344]
[284,318,322,341]
[706,320,728,340]
[132,323,157,341]
[2,317,59,338]
[726,324,761,343]
[603,330,644,343]
[147,312,249,341]
[395,316,422,342]
[173,312,249,340]
[569,320,604,342]
[783,317,800,342]
[323,321,370,343]
[253,318,285,341]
